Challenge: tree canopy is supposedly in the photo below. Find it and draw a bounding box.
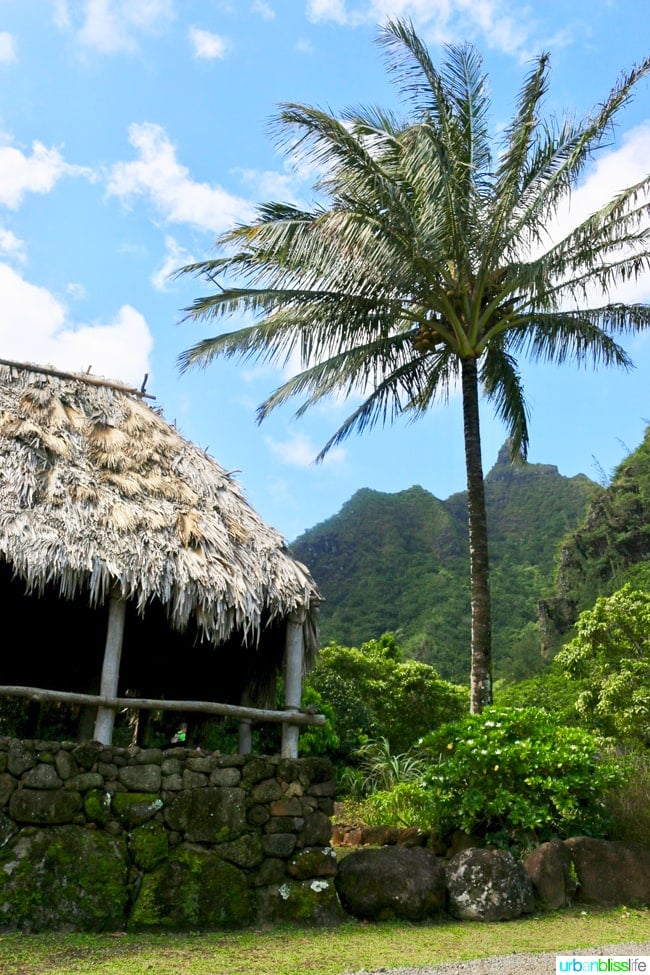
[556,584,650,746]
[178,19,650,712]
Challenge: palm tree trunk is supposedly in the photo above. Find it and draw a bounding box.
[461,356,492,713]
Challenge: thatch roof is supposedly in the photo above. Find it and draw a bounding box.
[0,359,320,655]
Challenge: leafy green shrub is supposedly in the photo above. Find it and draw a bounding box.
[304,667,376,757]
[495,664,584,727]
[361,782,439,829]
[417,706,623,849]
[306,634,467,758]
[0,698,30,737]
[297,685,340,757]
[555,585,650,747]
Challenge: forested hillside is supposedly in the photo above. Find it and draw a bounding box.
[539,426,650,655]
[291,444,597,683]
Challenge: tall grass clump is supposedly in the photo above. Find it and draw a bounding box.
[603,749,650,847]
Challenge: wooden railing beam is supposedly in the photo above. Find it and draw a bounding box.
[0,685,325,727]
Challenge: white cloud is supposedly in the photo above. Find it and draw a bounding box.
[188,27,228,60]
[544,123,650,304]
[107,122,255,234]
[252,1,275,19]
[235,166,306,205]
[0,228,26,262]
[0,141,92,210]
[307,0,348,25]
[460,0,530,56]
[75,0,174,53]
[306,0,544,58]
[265,430,346,467]
[0,262,153,386]
[151,234,195,291]
[564,124,650,231]
[0,32,17,64]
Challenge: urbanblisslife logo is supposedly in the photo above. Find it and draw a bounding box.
[557,959,649,973]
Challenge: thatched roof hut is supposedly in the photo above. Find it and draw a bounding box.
[0,359,321,753]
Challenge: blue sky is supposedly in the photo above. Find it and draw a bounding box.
[0,1,648,542]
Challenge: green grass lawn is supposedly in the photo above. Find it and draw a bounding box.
[1,907,648,975]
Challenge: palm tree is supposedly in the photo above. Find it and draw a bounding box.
[177,19,650,713]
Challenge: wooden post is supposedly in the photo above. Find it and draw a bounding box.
[93,591,126,745]
[281,609,306,758]
[238,690,253,755]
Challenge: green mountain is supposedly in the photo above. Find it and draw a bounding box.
[291,445,597,684]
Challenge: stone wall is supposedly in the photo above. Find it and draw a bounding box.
[0,737,343,932]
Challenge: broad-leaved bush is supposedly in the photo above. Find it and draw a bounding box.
[418,707,622,848]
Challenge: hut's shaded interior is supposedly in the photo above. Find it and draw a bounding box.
[0,561,286,746]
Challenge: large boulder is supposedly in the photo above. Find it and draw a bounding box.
[524,839,577,910]
[129,844,252,930]
[446,848,535,921]
[334,846,447,921]
[0,825,128,932]
[564,837,650,906]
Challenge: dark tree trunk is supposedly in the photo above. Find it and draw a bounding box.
[461,356,492,713]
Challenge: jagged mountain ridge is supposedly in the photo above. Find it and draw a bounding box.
[291,445,597,684]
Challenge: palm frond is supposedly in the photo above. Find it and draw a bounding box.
[440,42,492,182]
[485,53,550,265]
[257,331,414,423]
[480,343,530,458]
[504,56,650,250]
[311,356,439,462]
[536,176,650,280]
[507,312,634,369]
[379,22,487,254]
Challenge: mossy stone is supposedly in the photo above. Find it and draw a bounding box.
[111,792,163,827]
[0,773,15,806]
[250,778,283,802]
[118,765,162,793]
[164,787,245,842]
[129,845,251,931]
[71,742,103,771]
[240,758,275,788]
[216,833,263,869]
[287,847,338,880]
[0,825,128,932]
[0,811,17,848]
[8,788,82,825]
[255,878,344,927]
[7,743,36,776]
[84,789,112,825]
[129,822,169,871]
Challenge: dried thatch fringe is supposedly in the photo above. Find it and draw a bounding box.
[0,361,321,656]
